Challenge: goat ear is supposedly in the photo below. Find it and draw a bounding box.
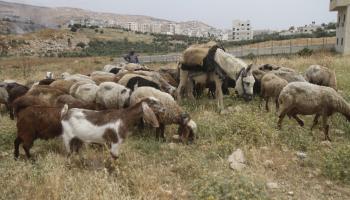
[252,69,265,80]
[142,102,159,128]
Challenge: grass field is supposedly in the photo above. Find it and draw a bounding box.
[0,52,350,200]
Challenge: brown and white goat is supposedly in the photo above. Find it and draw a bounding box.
[60,97,164,158]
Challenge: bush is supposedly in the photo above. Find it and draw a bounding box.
[246,53,256,60]
[322,145,350,184]
[298,48,313,57]
[192,175,267,200]
[70,26,78,32]
[76,42,86,49]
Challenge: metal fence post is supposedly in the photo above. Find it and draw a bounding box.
[289,40,292,54]
[271,40,273,55]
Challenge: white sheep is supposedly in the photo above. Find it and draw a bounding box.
[260,72,288,112]
[61,72,95,84]
[130,86,197,143]
[278,82,350,141]
[305,65,337,90]
[96,82,131,109]
[70,82,99,104]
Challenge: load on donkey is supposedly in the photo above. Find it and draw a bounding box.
[175,41,255,110]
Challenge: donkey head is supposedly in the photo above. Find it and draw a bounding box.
[235,64,255,101]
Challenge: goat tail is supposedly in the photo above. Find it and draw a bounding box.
[61,104,69,118]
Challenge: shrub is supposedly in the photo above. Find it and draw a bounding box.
[76,42,86,49]
[298,48,313,57]
[246,53,256,60]
[70,26,78,32]
[322,145,350,184]
[191,174,267,200]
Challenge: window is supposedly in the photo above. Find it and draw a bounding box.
[341,38,344,46]
[337,38,339,45]
[247,28,250,30]
[344,14,346,22]
[237,29,240,31]
[233,28,235,31]
[241,24,244,26]
[247,24,250,26]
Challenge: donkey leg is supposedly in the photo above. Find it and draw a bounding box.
[175,69,188,102]
[214,75,224,110]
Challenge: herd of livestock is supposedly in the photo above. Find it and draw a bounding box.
[0,41,349,160]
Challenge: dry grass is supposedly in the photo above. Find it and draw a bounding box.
[0,53,350,200]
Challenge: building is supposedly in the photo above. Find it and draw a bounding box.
[297,22,321,34]
[151,23,162,33]
[330,0,350,54]
[232,20,253,41]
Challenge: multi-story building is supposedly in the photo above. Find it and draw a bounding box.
[232,20,253,41]
[330,0,350,54]
[151,23,162,33]
[138,23,151,33]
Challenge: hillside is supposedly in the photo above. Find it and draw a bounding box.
[0,0,215,34]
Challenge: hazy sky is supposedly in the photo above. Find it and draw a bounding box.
[6,0,336,30]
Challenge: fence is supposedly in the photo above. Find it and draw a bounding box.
[114,38,336,64]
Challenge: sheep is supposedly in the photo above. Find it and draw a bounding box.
[305,65,337,90]
[50,79,76,94]
[26,85,66,105]
[103,64,124,74]
[70,82,99,104]
[260,72,288,112]
[158,67,179,87]
[95,82,131,109]
[55,94,96,110]
[130,87,197,143]
[277,82,350,141]
[118,74,160,91]
[12,95,61,159]
[61,72,95,84]
[91,75,119,85]
[38,78,56,86]
[119,72,176,95]
[60,97,163,158]
[90,71,115,78]
[253,64,305,95]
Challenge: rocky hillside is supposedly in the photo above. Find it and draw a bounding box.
[0,1,215,34]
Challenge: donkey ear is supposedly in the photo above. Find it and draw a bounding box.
[142,102,159,128]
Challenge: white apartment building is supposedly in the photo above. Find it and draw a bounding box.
[330,0,350,54]
[151,23,162,33]
[232,20,254,41]
[138,23,151,33]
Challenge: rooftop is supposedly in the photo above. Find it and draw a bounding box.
[330,0,350,11]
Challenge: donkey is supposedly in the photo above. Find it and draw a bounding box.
[176,47,255,110]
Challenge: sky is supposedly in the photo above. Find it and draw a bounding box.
[5,0,336,30]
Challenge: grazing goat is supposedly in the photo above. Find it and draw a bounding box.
[278,82,350,141]
[60,97,163,158]
[13,96,61,159]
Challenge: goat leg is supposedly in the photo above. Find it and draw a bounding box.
[265,97,270,112]
[311,114,320,130]
[14,137,22,160]
[322,115,331,141]
[292,114,304,127]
